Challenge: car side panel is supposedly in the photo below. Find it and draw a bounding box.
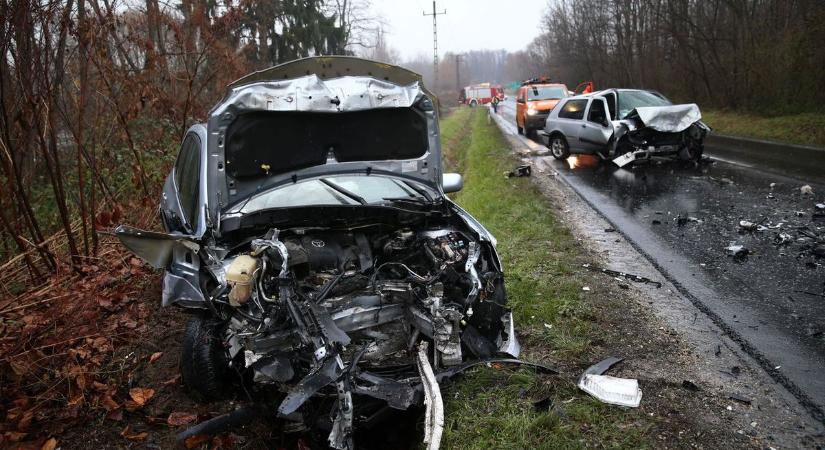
[578,98,613,154]
[544,100,577,150]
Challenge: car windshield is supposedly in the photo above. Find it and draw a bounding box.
[234,175,432,213]
[616,90,672,118]
[527,86,567,101]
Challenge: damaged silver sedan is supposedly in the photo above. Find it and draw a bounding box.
[541,88,710,167]
[116,57,522,449]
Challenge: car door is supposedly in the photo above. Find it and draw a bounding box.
[578,97,614,154]
[121,127,209,307]
[555,98,588,152]
[516,87,526,127]
[162,131,204,235]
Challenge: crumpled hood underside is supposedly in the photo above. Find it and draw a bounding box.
[626,103,702,132]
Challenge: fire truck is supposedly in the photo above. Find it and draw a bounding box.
[459,83,504,107]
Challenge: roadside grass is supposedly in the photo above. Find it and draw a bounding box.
[438,107,650,449]
[703,109,825,147]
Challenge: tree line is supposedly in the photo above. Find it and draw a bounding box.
[0,0,373,288]
[516,0,825,111]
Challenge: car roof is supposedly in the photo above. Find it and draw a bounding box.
[591,88,650,95]
[559,93,594,101]
[522,83,567,88]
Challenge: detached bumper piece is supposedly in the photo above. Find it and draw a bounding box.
[612,145,679,167]
[417,342,444,450]
[577,356,642,408]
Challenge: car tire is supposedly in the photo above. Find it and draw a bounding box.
[180,314,230,401]
[548,135,570,159]
[517,124,523,135]
[469,100,477,108]
[678,143,703,161]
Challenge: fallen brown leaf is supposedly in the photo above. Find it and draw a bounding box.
[121,425,148,441]
[128,387,155,406]
[149,352,163,363]
[184,434,210,449]
[41,437,58,450]
[3,431,27,442]
[167,411,198,426]
[162,374,181,386]
[106,408,124,421]
[124,400,141,412]
[100,394,119,411]
[17,409,34,431]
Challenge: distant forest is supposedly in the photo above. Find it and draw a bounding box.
[422,0,825,113]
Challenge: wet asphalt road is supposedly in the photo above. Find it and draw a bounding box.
[497,98,825,420]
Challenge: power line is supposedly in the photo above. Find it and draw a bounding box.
[423,1,446,89]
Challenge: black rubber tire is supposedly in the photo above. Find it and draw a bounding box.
[180,314,230,402]
[548,135,570,159]
[517,124,524,135]
[678,143,704,161]
[469,100,478,108]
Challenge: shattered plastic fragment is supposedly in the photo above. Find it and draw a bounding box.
[417,342,444,450]
[738,221,757,232]
[582,264,662,288]
[725,244,749,259]
[801,185,813,195]
[774,233,793,246]
[577,357,641,407]
[578,375,642,407]
[506,165,531,178]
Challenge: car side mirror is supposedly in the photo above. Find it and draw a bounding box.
[442,173,463,193]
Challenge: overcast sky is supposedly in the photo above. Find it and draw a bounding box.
[370,0,549,60]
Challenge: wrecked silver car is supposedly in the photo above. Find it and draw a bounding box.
[115,57,521,449]
[541,88,710,167]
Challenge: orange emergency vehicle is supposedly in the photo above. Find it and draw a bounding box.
[515,78,569,136]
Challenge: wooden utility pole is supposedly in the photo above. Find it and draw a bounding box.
[455,54,463,91]
[423,1,446,90]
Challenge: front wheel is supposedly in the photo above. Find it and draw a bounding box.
[548,135,570,159]
[677,143,703,161]
[180,314,231,401]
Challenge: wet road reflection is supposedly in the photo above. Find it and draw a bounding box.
[496,97,825,412]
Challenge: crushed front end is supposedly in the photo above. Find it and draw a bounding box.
[191,205,517,448]
[116,57,522,449]
[612,103,710,167]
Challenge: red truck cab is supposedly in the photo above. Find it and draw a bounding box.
[460,83,504,107]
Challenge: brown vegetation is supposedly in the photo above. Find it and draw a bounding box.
[0,1,370,446]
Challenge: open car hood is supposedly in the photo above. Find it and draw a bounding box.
[624,103,701,132]
[205,57,442,217]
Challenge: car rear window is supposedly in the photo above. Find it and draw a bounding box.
[558,99,587,120]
